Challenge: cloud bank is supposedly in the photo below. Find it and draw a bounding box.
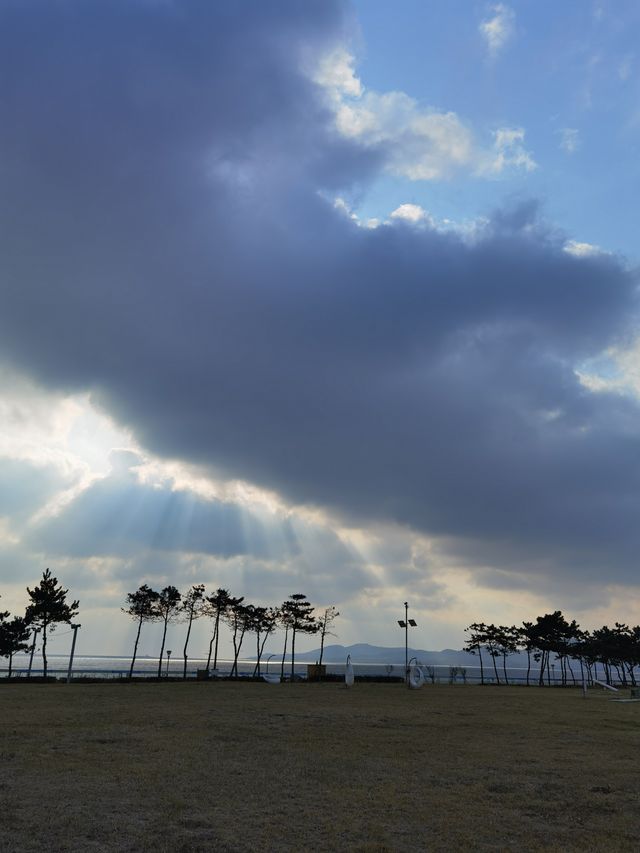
[0,0,639,606]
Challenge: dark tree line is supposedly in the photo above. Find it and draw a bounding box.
[2,573,340,681]
[122,583,339,679]
[464,612,640,687]
[0,569,80,678]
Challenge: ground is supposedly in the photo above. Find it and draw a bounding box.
[0,682,638,852]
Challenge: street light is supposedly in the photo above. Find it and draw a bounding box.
[398,602,418,687]
[166,650,172,678]
[66,623,81,684]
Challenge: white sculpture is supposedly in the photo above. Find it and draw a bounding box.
[345,654,354,687]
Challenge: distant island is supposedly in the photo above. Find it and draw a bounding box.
[268,642,526,668]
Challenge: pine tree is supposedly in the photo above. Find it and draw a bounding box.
[122,584,160,678]
[25,569,79,678]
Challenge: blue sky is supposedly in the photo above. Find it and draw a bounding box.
[0,1,639,661]
[350,0,640,260]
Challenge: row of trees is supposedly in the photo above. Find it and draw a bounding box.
[122,584,340,680]
[1,571,341,681]
[1,569,79,677]
[464,611,640,687]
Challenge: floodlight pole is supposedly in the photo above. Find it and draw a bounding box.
[27,627,40,678]
[66,624,81,684]
[404,602,409,681]
[397,602,417,687]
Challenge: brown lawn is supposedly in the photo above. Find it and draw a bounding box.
[0,682,638,852]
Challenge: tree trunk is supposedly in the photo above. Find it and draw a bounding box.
[280,625,288,679]
[213,611,222,671]
[626,663,636,687]
[205,617,218,671]
[231,624,246,678]
[42,619,48,679]
[538,650,546,687]
[183,610,194,680]
[319,624,326,667]
[253,632,261,677]
[478,646,485,685]
[526,649,531,686]
[129,615,143,679]
[157,618,168,678]
[8,651,13,678]
[290,626,297,680]
[502,653,509,685]
[490,652,500,685]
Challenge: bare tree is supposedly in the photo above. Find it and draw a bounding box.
[317,605,339,667]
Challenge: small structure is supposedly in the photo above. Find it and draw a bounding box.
[307,664,326,681]
[408,661,425,689]
[345,654,354,687]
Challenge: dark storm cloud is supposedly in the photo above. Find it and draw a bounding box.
[0,1,639,584]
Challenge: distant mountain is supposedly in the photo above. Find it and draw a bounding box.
[285,643,487,667]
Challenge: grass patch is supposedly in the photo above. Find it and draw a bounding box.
[1,683,639,851]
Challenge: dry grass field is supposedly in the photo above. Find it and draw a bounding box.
[1,682,639,853]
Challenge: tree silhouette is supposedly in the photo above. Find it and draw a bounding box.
[520,622,536,686]
[122,584,160,678]
[180,584,205,679]
[317,606,339,667]
[495,625,520,685]
[25,569,79,678]
[528,611,577,686]
[152,586,181,678]
[204,588,233,672]
[226,598,249,678]
[0,604,31,678]
[248,606,279,677]
[282,594,317,680]
[464,622,488,685]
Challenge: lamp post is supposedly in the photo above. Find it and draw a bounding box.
[397,602,417,687]
[166,649,172,678]
[66,623,81,684]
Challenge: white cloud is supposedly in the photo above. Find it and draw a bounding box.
[563,239,604,257]
[578,338,640,399]
[323,69,536,181]
[312,46,363,99]
[479,4,515,58]
[479,127,537,175]
[559,127,580,154]
[390,203,430,224]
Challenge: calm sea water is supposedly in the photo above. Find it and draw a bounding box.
[2,652,548,683]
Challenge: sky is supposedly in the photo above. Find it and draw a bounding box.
[1,0,639,662]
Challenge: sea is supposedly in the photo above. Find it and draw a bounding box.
[2,652,549,684]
